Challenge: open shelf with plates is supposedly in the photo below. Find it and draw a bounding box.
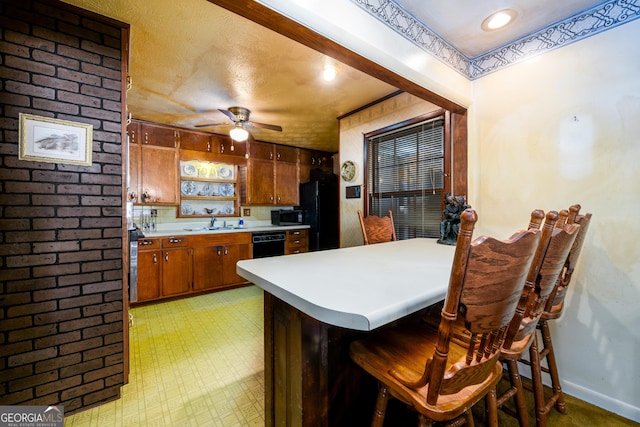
[178,160,238,217]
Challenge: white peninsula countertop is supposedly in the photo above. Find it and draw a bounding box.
[237,238,457,331]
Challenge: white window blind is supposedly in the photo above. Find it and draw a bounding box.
[366,117,445,239]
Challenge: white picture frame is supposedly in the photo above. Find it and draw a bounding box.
[19,113,93,166]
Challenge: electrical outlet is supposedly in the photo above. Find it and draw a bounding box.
[243,208,251,216]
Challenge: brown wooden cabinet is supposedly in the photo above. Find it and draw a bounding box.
[178,129,212,152]
[135,232,251,305]
[160,237,191,297]
[128,120,179,205]
[285,229,308,255]
[299,148,334,183]
[242,141,299,206]
[140,122,178,148]
[127,121,141,203]
[137,238,161,302]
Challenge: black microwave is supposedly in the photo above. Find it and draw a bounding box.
[271,209,305,225]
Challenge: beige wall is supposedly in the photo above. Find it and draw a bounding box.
[267,0,639,419]
[338,93,440,247]
[470,20,640,416]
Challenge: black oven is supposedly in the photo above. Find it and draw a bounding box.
[252,231,286,258]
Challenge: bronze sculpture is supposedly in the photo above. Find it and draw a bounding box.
[437,193,470,245]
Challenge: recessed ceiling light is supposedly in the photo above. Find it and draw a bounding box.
[481,9,517,31]
[323,64,336,81]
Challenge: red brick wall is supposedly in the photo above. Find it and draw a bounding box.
[0,0,128,412]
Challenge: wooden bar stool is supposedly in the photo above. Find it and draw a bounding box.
[497,210,580,427]
[357,209,397,245]
[350,209,541,426]
[526,205,592,427]
[420,209,580,427]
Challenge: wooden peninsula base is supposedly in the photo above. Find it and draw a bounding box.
[263,292,376,427]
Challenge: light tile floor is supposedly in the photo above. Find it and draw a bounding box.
[65,286,265,427]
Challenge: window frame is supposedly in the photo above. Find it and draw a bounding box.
[363,109,456,239]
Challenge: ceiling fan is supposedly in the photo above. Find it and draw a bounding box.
[195,106,282,142]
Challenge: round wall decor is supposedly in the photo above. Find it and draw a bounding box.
[340,160,357,182]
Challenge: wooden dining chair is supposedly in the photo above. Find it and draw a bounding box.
[497,210,580,427]
[526,205,592,427]
[358,209,397,245]
[349,209,541,426]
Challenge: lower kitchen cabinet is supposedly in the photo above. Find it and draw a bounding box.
[135,232,251,305]
[137,248,161,302]
[285,229,309,255]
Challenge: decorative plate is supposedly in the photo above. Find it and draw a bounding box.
[181,181,197,196]
[198,163,210,177]
[219,167,232,179]
[181,204,193,215]
[182,163,197,176]
[219,183,234,197]
[200,184,213,196]
[340,160,357,182]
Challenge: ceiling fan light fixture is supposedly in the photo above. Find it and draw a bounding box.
[229,123,249,142]
[482,9,517,31]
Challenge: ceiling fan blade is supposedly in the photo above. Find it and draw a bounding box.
[247,121,282,132]
[218,109,237,121]
[194,122,226,128]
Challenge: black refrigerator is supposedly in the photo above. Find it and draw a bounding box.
[299,176,339,251]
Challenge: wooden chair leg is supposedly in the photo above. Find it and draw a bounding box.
[539,319,567,414]
[371,383,389,427]
[529,333,548,427]
[506,359,530,427]
[485,388,498,427]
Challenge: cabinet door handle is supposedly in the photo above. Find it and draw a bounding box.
[217,248,221,256]
[311,157,315,165]
[224,247,228,255]
[144,132,149,144]
[169,238,183,243]
[292,231,301,235]
[153,253,157,264]
[164,252,169,262]
[293,240,300,244]
[207,141,211,152]
[276,152,281,160]
[139,240,154,246]
[269,152,273,160]
[130,130,135,143]
[277,195,281,203]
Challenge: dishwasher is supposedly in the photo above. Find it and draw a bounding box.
[252,231,286,258]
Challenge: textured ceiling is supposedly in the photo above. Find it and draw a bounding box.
[62,0,397,152]
[396,0,606,57]
[62,0,612,152]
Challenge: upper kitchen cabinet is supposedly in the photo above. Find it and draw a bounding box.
[128,120,179,205]
[178,129,212,152]
[217,135,247,158]
[240,141,299,206]
[299,149,335,183]
[140,121,178,147]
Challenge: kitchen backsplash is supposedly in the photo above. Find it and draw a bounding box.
[132,205,293,228]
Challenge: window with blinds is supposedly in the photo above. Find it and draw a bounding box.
[366,117,445,239]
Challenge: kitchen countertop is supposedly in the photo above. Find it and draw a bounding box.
[139,223,310,238]
[236,238,457,331]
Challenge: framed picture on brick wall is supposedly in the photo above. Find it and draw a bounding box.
[19,113,93,166]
